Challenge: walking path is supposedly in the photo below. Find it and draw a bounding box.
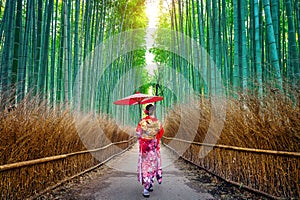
[98,143,214,199]
[40,143,214,200]
[39,143,264,200]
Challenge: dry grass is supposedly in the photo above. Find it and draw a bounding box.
[163,91,300,199]
[164,92,300,150]
[0,98,132,164]
[0,96,134,199]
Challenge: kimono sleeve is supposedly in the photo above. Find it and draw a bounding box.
[136,120,143,138]
[156,123,164,140]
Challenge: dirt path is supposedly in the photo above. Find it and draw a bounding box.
[38,143,268,200]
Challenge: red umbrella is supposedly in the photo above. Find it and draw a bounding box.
[113,92,163,105]
[113,92,163,119]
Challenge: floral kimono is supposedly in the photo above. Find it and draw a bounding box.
[136,116,164,190]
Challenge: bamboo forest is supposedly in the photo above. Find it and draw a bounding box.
[0,0,299,199]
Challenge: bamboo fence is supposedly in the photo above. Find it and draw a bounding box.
[0,137,136,199]
[162,136,300,199]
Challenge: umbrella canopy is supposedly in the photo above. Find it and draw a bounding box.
[113,92,163,105]
[113,92,164,119]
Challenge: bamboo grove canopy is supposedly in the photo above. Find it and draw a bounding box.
[0,0,299,117]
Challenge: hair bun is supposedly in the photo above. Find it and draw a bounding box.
[146,104,154,111]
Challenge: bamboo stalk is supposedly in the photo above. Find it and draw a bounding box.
[162,136,300,156]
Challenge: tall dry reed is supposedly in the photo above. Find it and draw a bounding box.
[163,90,300,198]
[0,95,134,198]
[164,91,300,151]
[0,97,131,165]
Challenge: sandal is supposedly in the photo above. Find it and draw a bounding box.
[143,189,150,198]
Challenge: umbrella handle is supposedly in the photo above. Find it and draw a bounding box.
[139,103,142,120]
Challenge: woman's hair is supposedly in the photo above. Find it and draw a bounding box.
[146,104,154,111]
[144,104,155,115]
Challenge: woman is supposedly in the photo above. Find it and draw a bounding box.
[136,104,164,198]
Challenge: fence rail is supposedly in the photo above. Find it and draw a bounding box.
[163,136,300,156]
[0,138,136,172]
[0,137,137,199]
[162,136,300,200]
